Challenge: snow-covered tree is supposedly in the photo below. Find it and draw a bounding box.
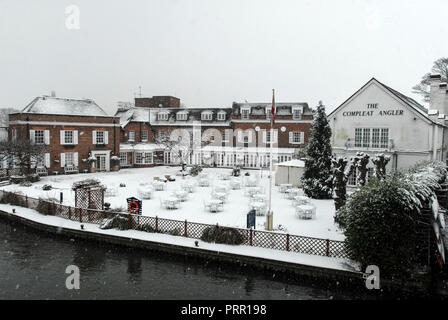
[352,152,370,187]
[301,101,333,199]
[331,156,354,211]
[372,153,391,180]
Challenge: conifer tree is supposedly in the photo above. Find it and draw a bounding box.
[301,101,333,199]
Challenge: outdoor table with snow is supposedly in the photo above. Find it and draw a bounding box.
[285,188,303,199]
[160,197,180,210]
[137,186,153,199]
[204,199,224,213]
[295,204,316,220]
[250,201,267,216]
[293,195,310,206]
[153,181,166,191]
[172,189,188,202]
[279,184,293,193]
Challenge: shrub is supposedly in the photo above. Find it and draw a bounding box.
[10,176,26,184]
[99,213,130,230]
[19,181,32,187]
[36,198,57,215]
[26,174,40,183]
[42,184,52,191]
[189,165,202,177]
[119,183,126,187]
[200,225,246,245]
[0,192,25,206]
[340,177,423,278]
[136,223,155,233]
[168,228,182,236]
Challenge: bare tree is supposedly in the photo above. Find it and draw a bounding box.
[0,140,49,176]
[412,57,448,103]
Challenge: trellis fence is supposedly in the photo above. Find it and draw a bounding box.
[0,190,349,259]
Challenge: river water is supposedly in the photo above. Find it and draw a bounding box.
[0,218,376,300]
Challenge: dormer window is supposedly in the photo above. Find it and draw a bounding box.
[157,112,169,121]
[241,107,250,120]
[217,111,226,121]
[201,111,213,121]
[177,112,188,121]
[266,107,272,120]
[292,106,303,120]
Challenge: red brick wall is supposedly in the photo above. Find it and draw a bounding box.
[9,113,120,173]
[135,96,180,108]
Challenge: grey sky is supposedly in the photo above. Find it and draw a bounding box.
[0,0,447,115]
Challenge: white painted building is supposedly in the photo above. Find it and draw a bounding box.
[328,77,448,185]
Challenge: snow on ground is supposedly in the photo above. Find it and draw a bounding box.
[0,203,359,273]
[1,167,345,241]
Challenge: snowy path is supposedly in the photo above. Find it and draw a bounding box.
[0,203,359,273]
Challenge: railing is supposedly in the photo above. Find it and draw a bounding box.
[0,190,350,259]
[343,139,394,151]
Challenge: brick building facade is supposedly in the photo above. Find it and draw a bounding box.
[9,96,120,174]
[115,97,314,169]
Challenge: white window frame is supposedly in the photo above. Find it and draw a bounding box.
[292,107,303,120]
[176,112,188,121]
[134,152,153,164]
[128,130,135,142]
[201,112,213,121]
[60,130,78,145]
[141,130,148,142]
[119,152,127,166]
[217,112,226,121]
[289,131,304,144]
[241,107,250,120]
[34,130,45,145]
[158,112,169,121]
[354,128,389,149]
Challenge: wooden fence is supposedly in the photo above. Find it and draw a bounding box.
[0,190,350,259]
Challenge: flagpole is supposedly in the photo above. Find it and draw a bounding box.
[267,89,275,231]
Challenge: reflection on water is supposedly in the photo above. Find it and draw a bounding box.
[0,219,375,300]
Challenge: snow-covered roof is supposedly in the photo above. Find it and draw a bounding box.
[115,107,150,128]
[276,159,305,167]
[21,96,109,117]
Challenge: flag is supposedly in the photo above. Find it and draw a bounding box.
[271,89,275,126]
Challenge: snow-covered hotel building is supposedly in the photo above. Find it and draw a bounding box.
[115,96,314,169]
[328,76,448,184]
[8,96,120,173]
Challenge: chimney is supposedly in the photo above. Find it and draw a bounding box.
[429,74,442,113]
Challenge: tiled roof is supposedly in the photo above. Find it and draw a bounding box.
[21,96,109,117]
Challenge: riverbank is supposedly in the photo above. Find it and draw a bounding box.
[0,204,438,297]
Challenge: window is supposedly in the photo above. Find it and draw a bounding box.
[177,112,188,121]
[347,168,357,186]
[158,112,169,121]
[158,130,166,140]
[141,130,148,142]
[380,129,389,148]
[292,108,302,120]
[266,107,271,120]
[241,108,250,120]
[135,152,153,164]
[34,130,44,145]
[128,131,135,142]
[289,132,304,144]
[96,131,105,144]
[64,131,74,144]
[362,128,370,147]
[120,152,127,166]
[354,128,389,149]
[201,112,212,121]
[65,153,75,166]
[372,128,380,148]
[36,155,45,168]
[266,131,271,143]
[354,128,362,147]
[222,130,229,142]
[217,112,226,121]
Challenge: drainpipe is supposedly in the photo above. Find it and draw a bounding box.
[113,120,117,155]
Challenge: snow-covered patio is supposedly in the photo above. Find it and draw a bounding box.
[1,167,344,241]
